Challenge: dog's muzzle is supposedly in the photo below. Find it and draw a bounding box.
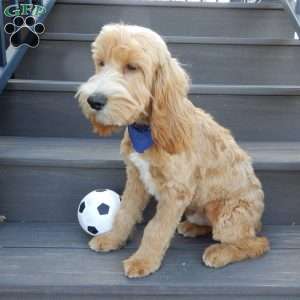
[87,94,107,111]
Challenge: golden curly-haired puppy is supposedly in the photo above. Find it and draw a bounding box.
[76,24,270,278]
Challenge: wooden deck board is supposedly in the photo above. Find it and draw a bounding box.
[0,137,300,170]
[1,223,300,250]
[0,223,300,297]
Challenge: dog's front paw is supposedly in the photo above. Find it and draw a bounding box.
[123,255,160,278]
[89,233,124,252]
[0,216,6,222]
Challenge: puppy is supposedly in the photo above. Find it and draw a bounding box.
[76,24,269,278]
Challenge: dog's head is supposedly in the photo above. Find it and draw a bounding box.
[76,24,192,154]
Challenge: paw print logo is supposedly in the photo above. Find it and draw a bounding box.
[4,16,45,48]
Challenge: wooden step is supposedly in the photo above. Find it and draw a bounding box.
[13,36,300,84]
[2,80,300,142]
[0,137,299,224]
[43,0,294,38]
[0,222,299,299]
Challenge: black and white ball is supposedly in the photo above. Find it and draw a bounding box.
[77,189,121,236]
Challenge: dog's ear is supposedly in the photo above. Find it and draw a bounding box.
[90,115,119,136]
[151,56,192,154]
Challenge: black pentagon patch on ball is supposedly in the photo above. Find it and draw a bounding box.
[87,226,98,235]
[79,201,85,213]
[95,189,106,193]
[98,203,109,215]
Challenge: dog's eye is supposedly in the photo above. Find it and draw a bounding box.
[99,61,105,67]
[126,64,137,71]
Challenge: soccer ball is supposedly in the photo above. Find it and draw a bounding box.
[77,189,121,236]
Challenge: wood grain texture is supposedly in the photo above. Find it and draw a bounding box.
[1,223,300,250]
[1,90,300,141]
[1,296,297,300]
[0,167,299,224]
[7,80,300,94]
[56,0,282,8]
[14,40,300,84]
[0,223,299,298]
[0,138,299,223]
[0,137,299,170]
[43,2,292,38]
[41,34,300,44]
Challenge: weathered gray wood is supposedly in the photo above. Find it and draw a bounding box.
[4,295,296,300]
[43,1,294,38]
[191,94,300,143]
[1,296,297,300]
[0,90,97,139]
[0,246,300,297]
[14,39,300,84]
[0,165,126,222]
[56,0,282,7]
[2,88,300,142]
[242,142,300,171]
[0,223,299,250]
[0,223,299,299]
[0,138,299,223]
[6,79,300,94]
[0,137,122,168]
[0,138,300,170]
[41,34,300,44]
[1,165,299,224]
[0,293,298,300]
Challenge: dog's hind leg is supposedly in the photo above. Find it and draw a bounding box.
[177,221,211,238]
[178,209,212,237]
[202,198,269,268]
[203,236,269,268]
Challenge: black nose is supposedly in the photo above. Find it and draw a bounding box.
[87,94,107,111]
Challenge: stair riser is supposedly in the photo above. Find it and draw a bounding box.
[0,164,299,224]
[44,3,294,38]
[14,40,300,84]
[1,90,300,142]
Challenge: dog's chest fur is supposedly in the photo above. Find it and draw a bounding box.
[129,152,160,200]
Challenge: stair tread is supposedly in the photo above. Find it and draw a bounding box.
[0,223,299,250]
[41,33,300,45]
[7,79,300,95]
[15,38,300,84]
[46,0,294,40]
[55,0,283,9]
[0,223,299,296]
[0,136,300,170]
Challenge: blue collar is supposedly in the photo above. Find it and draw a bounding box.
[128,123,154,153]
